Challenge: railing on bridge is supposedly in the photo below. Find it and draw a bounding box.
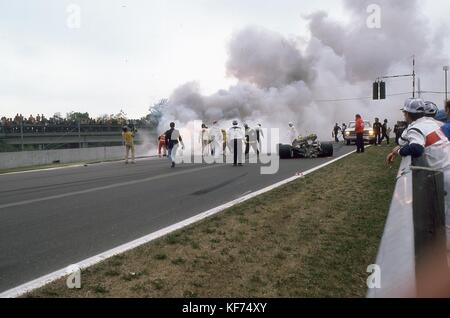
[368,156,448,298]
[0,123,145,135]
[0,123,151,151]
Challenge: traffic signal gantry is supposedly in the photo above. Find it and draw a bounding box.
[373,56,416,101]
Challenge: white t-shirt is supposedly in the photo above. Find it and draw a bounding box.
[200,128,210,142]
[228,126,244,140]
[209,125,223,143]
[402,117,450,170]
[288,127,298,144]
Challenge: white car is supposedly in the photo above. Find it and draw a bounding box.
[344,121,376,145]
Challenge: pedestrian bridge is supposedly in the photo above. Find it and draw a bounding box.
[0,124,149,149]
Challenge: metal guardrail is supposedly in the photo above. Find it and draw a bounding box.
[410,157,448,297]
[368,156,448,298]
[0,123,148,134]
[1,124,152,151]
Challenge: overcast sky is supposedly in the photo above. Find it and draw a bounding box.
[0,0,449,119]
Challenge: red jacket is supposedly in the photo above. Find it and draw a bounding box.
[355,118,365,134]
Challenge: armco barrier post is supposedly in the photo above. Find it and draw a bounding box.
[411,157,448,296]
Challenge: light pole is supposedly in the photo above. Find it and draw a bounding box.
[444,66,449,102]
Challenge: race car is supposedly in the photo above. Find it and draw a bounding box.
[278,134,334,159]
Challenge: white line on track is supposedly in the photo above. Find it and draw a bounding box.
[0,164,219,210]
[0,156,159,177]
[0,148,357,298]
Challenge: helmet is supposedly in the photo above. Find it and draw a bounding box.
[288,122,293,127]
[232,120,238,126]
[424,101,438,116]
[401,98,425,114]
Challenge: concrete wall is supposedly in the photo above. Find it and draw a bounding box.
[0,146,127,170]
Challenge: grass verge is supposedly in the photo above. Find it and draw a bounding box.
[27,145,399,298]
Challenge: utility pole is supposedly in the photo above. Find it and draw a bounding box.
[417,77,421,99]
[78,121,82,149]
[444,65,449,102]
[20,121,24,151]
[373,55,417,100]
[412,55,416,98]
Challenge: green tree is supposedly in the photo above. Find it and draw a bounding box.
[147,99,168,129]
[66,112,90,123]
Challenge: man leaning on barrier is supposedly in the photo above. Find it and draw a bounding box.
[386,98,450,256]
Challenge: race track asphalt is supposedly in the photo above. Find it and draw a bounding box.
[0,143,354,293]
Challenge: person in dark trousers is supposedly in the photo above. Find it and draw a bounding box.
[244,124,259,161]
[341,123,347,142]
[394,121,408,145]
[380,119,390,145]
[355,114,365,153]
[255,123,264,153]
[394,121,400,145]
[228,120,244,166]
[332,123,341,142]
[165,122,184,168]
[373,118,382,145]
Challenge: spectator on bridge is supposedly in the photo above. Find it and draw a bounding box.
[27,114,35,124]
[122,126,135,164]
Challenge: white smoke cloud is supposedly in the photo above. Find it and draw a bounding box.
[307,0,432,82]
[226,26,315,89]
[157,0,448,143]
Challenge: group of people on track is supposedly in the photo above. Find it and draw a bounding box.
[139,121,265,168]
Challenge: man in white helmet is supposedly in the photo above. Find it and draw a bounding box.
[387,98,450,254]
[228,120,244,166]
[199,123,210,159]
[287,122,298,145]
[165,122,185,168]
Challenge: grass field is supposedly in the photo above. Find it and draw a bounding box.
[27,144,400,298]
